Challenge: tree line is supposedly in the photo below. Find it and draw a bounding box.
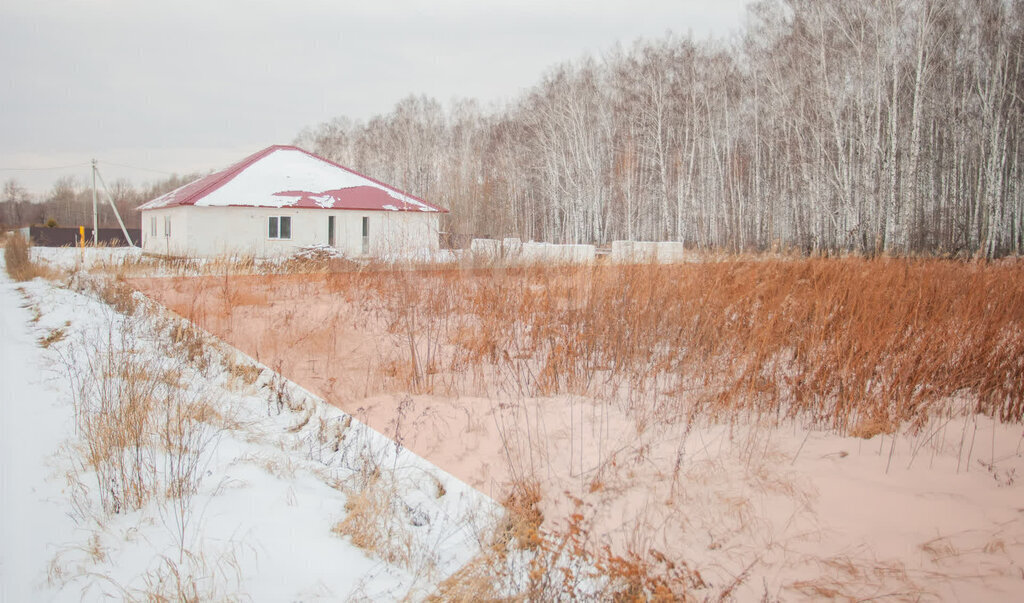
[6,0,1021,257]
[0,173,198,232]
[296,0,1024,257]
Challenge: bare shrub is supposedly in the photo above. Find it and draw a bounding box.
[436,486,708,601]
[4,232,46,281]
[330,455,439,578]
[57,302,221,523]
[95,276,138,315]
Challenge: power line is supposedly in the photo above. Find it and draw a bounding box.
[96,160,175,176]
[0,160,176,176]
[0,163,90,172]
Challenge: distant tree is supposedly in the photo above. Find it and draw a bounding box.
[281,2,1020,258]
[1,179,37,227]
[3,179,31,204]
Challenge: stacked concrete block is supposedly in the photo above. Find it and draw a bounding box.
[564,244,596,264]
[610,240,687,264]
[633,241,659,263]
[519,241,596,265]
[470,238,501,262]
[502,237,523,261]
[520,241,552,264]
[656,241,686,264]
[611,240,633,264]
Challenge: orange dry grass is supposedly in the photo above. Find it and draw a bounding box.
[127,257,1024,599]
[353,257,1024,433]
[132,257,1024,436]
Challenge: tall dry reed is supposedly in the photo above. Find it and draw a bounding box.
[130,256,1024,434]
[348,257,1024,433]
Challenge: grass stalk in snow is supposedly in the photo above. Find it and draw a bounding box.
[51,278,231,596]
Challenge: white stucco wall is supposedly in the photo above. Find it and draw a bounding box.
[140,206,440,259]
[140,206,191,256]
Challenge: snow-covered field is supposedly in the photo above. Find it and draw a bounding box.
[4,247,1024,601]
[28,244,459,275]
[0,250,496,601]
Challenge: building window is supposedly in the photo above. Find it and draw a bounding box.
[164,216,171,237]
[269,216,291,240]
[150,216,156,237]
[361,216,369,254]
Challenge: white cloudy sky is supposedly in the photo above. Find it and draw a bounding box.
[1,0,747,195]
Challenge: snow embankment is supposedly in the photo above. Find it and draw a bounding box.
[0,261,496,601]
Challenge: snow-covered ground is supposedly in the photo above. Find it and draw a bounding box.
[0,257,77,601]
[126,253,1024,600]
[29,245,459,275]
[7,247,1024,600]
[31,246,144,271]
[0,252,496,601]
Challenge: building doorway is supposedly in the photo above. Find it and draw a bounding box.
[361,216,369,254]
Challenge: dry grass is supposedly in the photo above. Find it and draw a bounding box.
[346,257,1024,432]
[94,276,139,315]
[330,456,442,583]
[222,357,263,387]
[331,466,392,554]
[38,325,67,348]
[125,255,1024,599]
[345,257,1024,598]
[436,484,709,601]
[56,305,222,517]
[3,232,50,281]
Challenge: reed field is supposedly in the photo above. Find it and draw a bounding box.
[128,256,1024,599]
[135,257,1024,428]
[361,257,1024,428]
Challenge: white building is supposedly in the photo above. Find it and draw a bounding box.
[137,145,446,258]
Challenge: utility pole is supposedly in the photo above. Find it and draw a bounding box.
[94,164,135,247]
[91,159,98,246]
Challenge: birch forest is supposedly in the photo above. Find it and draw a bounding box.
[296,0,1024,257]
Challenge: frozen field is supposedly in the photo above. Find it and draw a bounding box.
[125,257,1024,600]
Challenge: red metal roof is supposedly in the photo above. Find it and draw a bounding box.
[137,145,448,213]
[271,186,436,211]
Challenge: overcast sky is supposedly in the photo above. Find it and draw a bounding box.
[1,0,747,195]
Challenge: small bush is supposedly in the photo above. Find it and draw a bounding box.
[4,232,42,281]
[330,460,426,572]
[95,277,138,315]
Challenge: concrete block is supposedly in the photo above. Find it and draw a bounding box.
[656,241,686,264]
[470,238,501,262]
[611,240,633,264]
[502,237,522,260]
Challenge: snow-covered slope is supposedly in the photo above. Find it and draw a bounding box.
[0,258,495,600]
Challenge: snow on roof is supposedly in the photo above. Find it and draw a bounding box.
[137,145,447,213]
